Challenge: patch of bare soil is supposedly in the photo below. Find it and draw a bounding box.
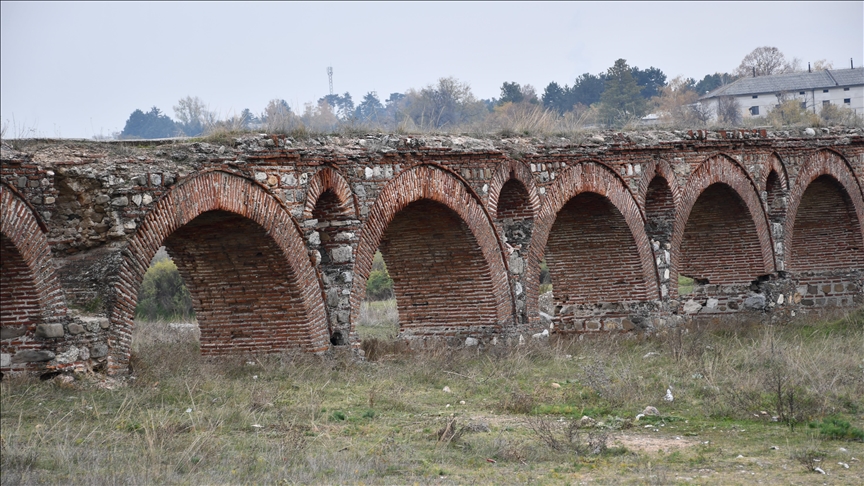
[612,433,697,453]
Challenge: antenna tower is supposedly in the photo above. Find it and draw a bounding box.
[327,66,334,96]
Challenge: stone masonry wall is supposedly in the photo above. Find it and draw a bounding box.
[1,128,863,375]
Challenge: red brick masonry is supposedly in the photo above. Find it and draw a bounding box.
[1,130,862,374]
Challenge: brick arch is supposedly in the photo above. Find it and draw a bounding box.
[349,164,513,337]
[525,161,659,323]
[109,170,329,371]
[1,184,66,371]
[487,160,540,219]
[637,160,681,246]
[302,167,358,220]
[671,154,775,292]
[636,159,681,211]
[785,149,864,272]
[761,153,789,193]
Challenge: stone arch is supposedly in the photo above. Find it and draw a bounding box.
[671,154,775,293]
[525,161,659,327]
[785,149,864,273]
[349,164,513,339]
[109,170,329,372]
[1,183,66,371]
[302,167,358,221]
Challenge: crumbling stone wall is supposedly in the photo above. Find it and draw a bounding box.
[1,128,862,375]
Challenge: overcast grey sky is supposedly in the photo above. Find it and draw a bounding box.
[2,1,862,138]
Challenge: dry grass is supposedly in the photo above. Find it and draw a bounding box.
[2,309,863,484]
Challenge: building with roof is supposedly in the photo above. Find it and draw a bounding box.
[699,67,864,122]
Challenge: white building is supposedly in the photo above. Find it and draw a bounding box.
[699,67,864,121]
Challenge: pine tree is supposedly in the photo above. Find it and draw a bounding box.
[598,59,647,126]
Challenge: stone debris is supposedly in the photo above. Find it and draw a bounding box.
[532,329,549,339]
[578,415,597,428]
[642,406,660,416]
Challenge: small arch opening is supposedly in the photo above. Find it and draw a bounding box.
[765,170,785,223]
[312,189,351,265]
[496,178,534,246]
[644,175,675,244]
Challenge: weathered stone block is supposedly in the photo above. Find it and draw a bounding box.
[36,323,64,338]
[67,324,85,335]
[90,343,108,358]
[683,300,702,314]
[508,254,524,275]
[326,288,340,307]
[1,326,27,340]
[12,350,55,363]
[331,246,353,263]
[55,347,80,364]
[743,294,766,310]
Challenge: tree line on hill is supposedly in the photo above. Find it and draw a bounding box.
[119,46,854,140]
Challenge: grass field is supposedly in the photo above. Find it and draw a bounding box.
[2,306,862,484]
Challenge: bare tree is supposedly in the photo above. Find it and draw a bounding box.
[812,59,834,71]
[717,96,742,126]
[263,99,299,133]
[654,75,700,126]
[173,96,216,136]
[690,102,714,126]
[404,77,486,130]
[735,47,798,77]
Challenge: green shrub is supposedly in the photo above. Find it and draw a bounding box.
[135,257,195,321]
[809,416,864,441]
[366,251,394,300]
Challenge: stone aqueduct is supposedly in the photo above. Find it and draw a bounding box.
[1,129,863,375]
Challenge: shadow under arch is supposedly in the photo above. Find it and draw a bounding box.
[525,161,659,329]
[349,164,513,340]
[108,170,329,372]
[670,153,775,296]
